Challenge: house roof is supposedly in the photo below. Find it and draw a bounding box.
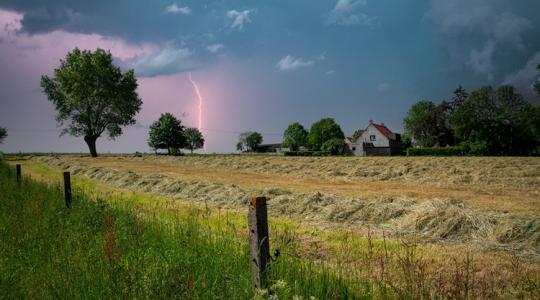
[370,123,395,140]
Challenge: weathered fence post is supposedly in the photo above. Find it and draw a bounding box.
[16,164,21,184]
[63,171,72,208]
[248,196,270,290]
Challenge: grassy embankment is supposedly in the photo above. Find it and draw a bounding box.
[3,158,540,299]
[0,162,363,299]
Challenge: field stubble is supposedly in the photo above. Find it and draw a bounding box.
[30,155,540,257]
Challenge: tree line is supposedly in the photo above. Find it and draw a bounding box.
[2,47,537,157]
[403,71,540,155]
[237,118,347,155]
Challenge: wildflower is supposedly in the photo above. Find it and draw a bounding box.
[271,279,287,290]
[253,288,268,300]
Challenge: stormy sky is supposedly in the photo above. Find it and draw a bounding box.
[0,0,539,153]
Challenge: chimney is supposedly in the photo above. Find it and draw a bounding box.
[369,119,373,124]
[381,122,385,126]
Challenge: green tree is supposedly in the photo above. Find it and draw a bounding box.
[450,85,468,112]
[148,113,186,154]
[184,128,205,153]
[451,85,533,155]
[282,122,307,151]
[246,132,263,151]
[522,105,540,142]
[321,138,347,155]
[0,127,6,144]
[307,118,345,151]
[41,48,141,157]
[403,101,437,147]
[237,131,263,152]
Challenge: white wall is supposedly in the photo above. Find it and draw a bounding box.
[359,124,390,147]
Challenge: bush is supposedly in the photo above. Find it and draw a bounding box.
[406,146,465,156]
[169,148,184,156]
[459,141,488,156]
[284,151,313,156]
[321,138,347,155]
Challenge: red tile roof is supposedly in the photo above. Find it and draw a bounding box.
[371,123,394,140]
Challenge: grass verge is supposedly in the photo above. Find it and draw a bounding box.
[0,162,366,299]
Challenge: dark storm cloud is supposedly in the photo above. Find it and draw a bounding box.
[0,0,539,153]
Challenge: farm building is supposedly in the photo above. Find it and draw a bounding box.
[254,143,285,153]
[346,120,402,156]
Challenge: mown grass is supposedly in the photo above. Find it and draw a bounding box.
[0,162,367,299]
[4,159,540,299]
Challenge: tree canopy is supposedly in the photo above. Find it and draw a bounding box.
[184,128,205,153]
[0,127,6,144]
[404,83,539,155]
[451,85,534,155]
[148,113,186,154]
[282,122,307,151]
[41,48,141,157]
[307,118,344,151]
[321,138,347,155]
[237,131,263,152]
[403,101,438,147]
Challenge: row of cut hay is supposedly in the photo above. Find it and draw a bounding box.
[125,154,540,189]
[34,156,540,256]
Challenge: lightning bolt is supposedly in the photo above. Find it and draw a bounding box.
[188,72,203,132]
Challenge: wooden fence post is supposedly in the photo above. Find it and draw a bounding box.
[248,196,270,290]
[16,164,21,184]
[63,172,72,208]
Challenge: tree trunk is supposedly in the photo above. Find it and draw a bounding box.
[84,135,99,157]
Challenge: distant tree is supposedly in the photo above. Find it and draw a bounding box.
[307,118,345,151]
[351,129,364,142]
[450,85,469,112]
[522,105,540,143]
[41,48,141,157]
[236,132,249,152]
[282,122,307,151]
[451,85,533,155]
[184,128,205,153]
[321,138,347,155]
[403,101,437,147]
[237,131,263,152]
[246,132,263,151]
[148,113,186,155]
[0,127,6,144]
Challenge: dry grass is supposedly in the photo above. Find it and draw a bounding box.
[26,155,540,256]
[59,155,540,213]
[8,156,540,298]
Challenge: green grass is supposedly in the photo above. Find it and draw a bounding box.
[0,162,367,299]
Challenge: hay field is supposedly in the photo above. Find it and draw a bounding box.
[29,154,540,256]
[53,155,539,212]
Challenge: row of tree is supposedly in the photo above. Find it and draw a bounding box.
[238,118,348,155]
[38,48,206,157]
[403,67,540,155]
[15,47,540,157]
[148,113,204,154]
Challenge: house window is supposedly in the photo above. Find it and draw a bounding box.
[370,135,376,141]
[352,147,356,151]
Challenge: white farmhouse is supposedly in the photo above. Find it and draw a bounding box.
[346,120,402,156]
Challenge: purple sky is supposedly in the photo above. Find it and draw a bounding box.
[0,1,539,153]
